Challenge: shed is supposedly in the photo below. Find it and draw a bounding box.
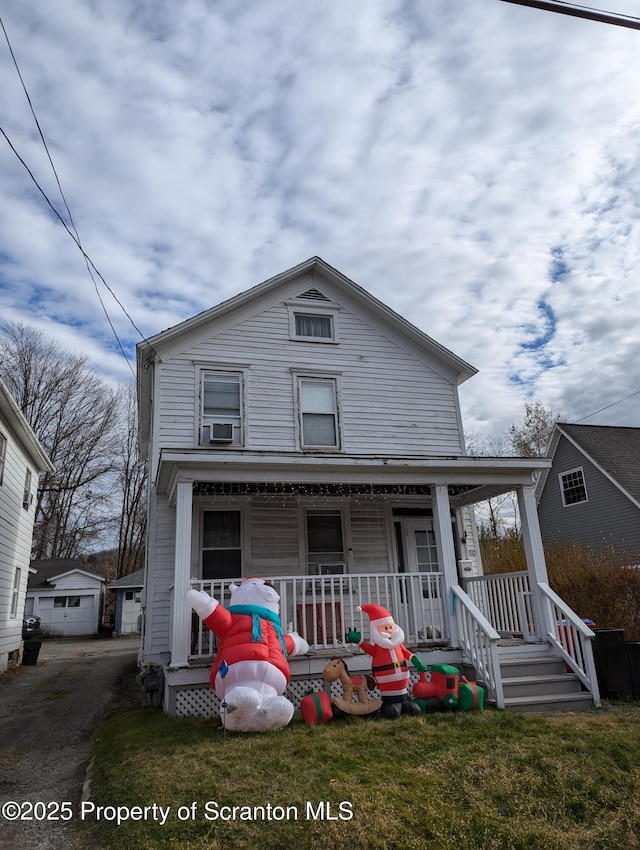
[109,569,144,636]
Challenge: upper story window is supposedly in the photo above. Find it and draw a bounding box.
[560,467,588,507]
[298,377,341,449]
[201,371,243,446]
[288,304,339,343]
[23,468,33,510]
[0,431,6,485]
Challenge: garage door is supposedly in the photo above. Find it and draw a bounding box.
[43,595,97,636]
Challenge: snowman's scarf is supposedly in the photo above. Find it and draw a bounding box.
[228,604,288,656]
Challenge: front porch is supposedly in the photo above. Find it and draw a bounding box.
[161,567,600,716]
[151,453,600,716]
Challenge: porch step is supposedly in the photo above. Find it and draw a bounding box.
[500,692,596,713]
[496,648,596,712]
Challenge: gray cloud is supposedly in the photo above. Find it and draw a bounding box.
[1,0,639,439]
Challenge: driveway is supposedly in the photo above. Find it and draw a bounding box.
[0,635,140,850]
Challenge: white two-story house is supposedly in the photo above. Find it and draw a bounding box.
[137,257,600,715]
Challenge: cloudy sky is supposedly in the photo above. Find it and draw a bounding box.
[1,0,639,444]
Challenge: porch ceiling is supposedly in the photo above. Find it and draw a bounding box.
[156,450,550,505]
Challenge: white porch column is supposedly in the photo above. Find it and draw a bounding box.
[170,480,193,668]
[517,483,553,639]
[432,484,460,645]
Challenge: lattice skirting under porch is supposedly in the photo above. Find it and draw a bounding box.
[172,671,423,718]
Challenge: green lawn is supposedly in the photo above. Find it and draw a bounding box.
[80,666,640,850]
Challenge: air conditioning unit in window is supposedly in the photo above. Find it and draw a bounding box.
[209,423,234,443]
[23,492,33,509]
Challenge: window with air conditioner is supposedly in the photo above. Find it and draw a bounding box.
[201,371,243,446]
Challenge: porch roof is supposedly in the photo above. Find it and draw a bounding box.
[156,449,550,507]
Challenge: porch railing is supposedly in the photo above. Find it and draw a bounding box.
[452,585,504,708]
[538,582,601,706]
[463,571,538,641]
[188,571,447,659]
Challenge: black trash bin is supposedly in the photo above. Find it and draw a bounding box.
[593,629,633,700]
[22,640,42,666]
[626,642,640,700]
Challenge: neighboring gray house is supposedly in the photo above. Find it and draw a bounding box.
[536,423,640,556]
[0,380,54,672]
[109,569,144,636]
[136,257,601,715]
[27,559,106,636]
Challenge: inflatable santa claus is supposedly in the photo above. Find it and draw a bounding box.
[187,577,308,732]
[347,602,426,719]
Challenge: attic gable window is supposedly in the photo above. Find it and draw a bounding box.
[288,304,339,343]
[560,467,588,506]
[295,314,333,339]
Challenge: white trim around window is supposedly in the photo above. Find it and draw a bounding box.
[287,303,340,343]
[293,373,343,450]
[559,467,588,507]
[197,367,246,447]
[0,430,6,486]
[11,567,21,618]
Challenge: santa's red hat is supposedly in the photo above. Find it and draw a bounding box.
[358,603,394,627]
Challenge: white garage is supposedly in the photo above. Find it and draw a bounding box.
[27,559,105,637]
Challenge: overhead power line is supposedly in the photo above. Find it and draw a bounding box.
[575,387,640,423]
[499,0,640,29]
[0,13,158,376]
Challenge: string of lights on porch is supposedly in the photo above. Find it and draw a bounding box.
[192,481,479,504]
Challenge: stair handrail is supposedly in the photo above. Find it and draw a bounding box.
[452,585,504,709]
[538,582,601,707]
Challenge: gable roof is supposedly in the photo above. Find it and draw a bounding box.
[0,379,54,473]
[28,558,106,590]
[109,568,145,590]
[136,257,477,450]
[539,423,640,507]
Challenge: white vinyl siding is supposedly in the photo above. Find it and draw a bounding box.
[0,422,44,666]
[154,298,463,456]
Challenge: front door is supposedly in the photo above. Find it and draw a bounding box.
[403,519,439,575]
[400,519,443,639]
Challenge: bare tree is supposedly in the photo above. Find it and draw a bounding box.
[466,431,519,537]
[508,400,560,458]
[114,384,147,578]
[0,321,121,558]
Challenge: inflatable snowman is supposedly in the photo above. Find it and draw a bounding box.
[187,577,309,732]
